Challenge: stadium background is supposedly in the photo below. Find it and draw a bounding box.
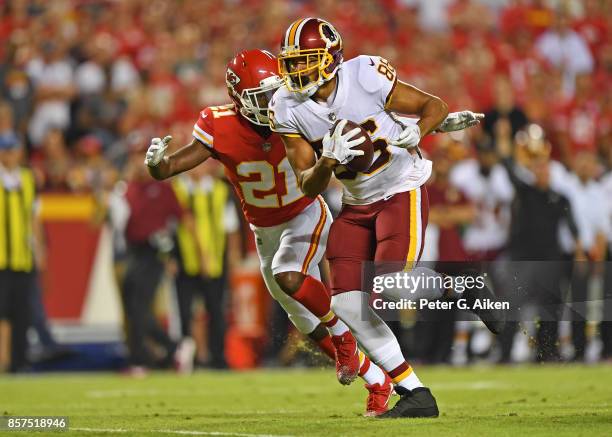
[0,0,611,372]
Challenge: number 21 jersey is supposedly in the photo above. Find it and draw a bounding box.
[192,104,313,227]
[269,55,432,205]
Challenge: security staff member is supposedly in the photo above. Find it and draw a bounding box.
[172,161,240,369]
[496,122,580,362]
[0,132,44,372]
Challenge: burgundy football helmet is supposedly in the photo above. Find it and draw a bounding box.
[226,49,284,126]
[278,17,343,97]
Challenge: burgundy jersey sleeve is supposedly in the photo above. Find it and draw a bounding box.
[192,107,215,149]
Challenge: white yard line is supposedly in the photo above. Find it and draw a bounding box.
[72,427,295,437]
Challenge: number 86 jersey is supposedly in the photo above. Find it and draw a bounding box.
[193,104,313,227]
[269,55,433,206]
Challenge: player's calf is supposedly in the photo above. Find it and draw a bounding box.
[276,271,360,384]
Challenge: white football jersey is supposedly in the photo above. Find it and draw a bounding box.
[269,55,432,205]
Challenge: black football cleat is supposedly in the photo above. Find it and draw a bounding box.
[376,387,439,419]
[463,283,506,335]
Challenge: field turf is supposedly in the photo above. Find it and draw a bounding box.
[1,365,611,436]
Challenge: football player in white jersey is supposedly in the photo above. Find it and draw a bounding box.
[269,17,505,418]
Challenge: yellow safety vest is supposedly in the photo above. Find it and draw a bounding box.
[0,168,36,272]
[172,177,229,278]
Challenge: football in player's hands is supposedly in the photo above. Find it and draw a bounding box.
[330,119,374,172]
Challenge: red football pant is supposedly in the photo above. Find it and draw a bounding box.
[326,187,429,295]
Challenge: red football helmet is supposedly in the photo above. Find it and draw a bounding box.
[278,17,343,97]
[226,49,284,126]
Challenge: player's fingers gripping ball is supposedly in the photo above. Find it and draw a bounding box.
[390,123,420,149]
[327,119,374,172]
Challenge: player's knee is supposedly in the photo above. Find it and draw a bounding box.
[330,291,361,323]
[274,271,305,295]
[307,323,328,342]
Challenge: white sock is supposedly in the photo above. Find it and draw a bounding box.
[369,334,424,391]
[360,357,386,386]
[396,371,423,391]
[326,316,349,336]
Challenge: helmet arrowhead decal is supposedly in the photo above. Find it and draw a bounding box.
[226,68,241,88]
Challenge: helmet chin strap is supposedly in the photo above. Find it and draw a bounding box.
[299,80,323,98]
[297,66,334,98]
[240,106,270,126]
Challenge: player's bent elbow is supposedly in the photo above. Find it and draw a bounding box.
[435,97,450,118]
[148,167,167,180]
[301,184,321,199]
[298,176,320,199]
[303,189,320,199]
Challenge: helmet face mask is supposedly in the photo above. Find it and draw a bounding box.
[278,49,334,95]
[238,75,283,126]
[278,18,343,97]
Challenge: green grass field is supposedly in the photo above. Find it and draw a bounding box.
[1,365,611,436]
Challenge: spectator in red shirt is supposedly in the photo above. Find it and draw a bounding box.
[573,0,609,58]
[500,0,553,39]
[553,73,601,163]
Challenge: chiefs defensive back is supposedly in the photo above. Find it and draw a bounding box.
[270,17,505,418]
[144,49,394,416]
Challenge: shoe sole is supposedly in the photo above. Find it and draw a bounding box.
[336,346,360,385]
[377,407,439,419]
[337,365,359,385]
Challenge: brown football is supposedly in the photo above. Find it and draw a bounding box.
[330,119,374,172]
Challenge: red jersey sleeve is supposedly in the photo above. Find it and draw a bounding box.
[192,107,215,149]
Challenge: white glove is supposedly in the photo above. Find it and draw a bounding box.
[436,111,484,133]
[321,119,365,165]
[390,123,420,149]
[145,135,172,167]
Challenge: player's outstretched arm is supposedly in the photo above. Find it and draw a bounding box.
[146,137,212,180]
[281,134,335,198]
[386,81,449,139]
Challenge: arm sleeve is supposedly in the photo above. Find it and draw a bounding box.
[192,107,215,149]
[499,157,529,192]
[268,92,301,137]
[561,196,580,240]
[596,189,611,236]
[355,55,397,110]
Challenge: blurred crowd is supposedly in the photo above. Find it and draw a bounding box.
[0,0,611,370]
[1,0,610,175]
